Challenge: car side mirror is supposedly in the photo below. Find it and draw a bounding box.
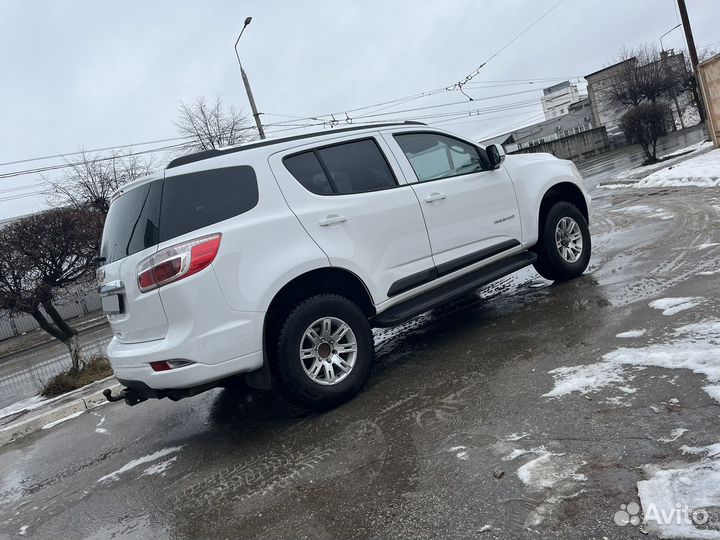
[486,144,505,169]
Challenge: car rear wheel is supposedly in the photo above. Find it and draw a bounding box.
[533,201,591,281]
[275,294,373,410]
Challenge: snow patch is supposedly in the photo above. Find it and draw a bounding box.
[597,183,631,190]
[503,448,529,461]
[610,205,673,220]
[658,428,689,443]
[0,396,45,421]
[18,525,28,536]
[95,416,107,435]
[456,451,469,461]
[636,148,720,189]
[617,329,646,338]
[543,361,627,397]
[649,297,702,316]
[141,456,177,477]
[41,410,84,430]
[516,451,586,490]
[545,320,720,403]
[681,443,720,458]
[505,432,529,442]
[698,243,720,250]
[638,459,720,539]
[97,446,184,483]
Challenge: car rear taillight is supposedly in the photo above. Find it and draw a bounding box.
[137,233,221,293]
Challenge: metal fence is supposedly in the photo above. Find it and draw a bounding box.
[0,289,102,342]
[0,338,110,411]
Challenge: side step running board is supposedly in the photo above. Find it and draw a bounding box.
[372,251,537,328]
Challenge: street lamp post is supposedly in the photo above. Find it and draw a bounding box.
[659,23,682,52]
[235,17,266,140]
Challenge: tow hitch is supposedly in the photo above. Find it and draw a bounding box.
[103,387,147,406]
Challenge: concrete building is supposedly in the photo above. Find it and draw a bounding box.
[584,58,636,141]
[585,51,688,143]
[479,98,608,161]
[541,81,582,120]
[482,98,595,150]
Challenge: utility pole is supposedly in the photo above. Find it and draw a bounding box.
[677,0,705,120]
[235,17,266,140]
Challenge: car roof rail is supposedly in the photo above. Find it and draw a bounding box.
[166,121,427,170]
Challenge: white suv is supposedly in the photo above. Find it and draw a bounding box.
[99,122,591,409]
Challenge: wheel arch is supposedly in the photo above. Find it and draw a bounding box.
[263,267,375,372]
[538,182,589,234]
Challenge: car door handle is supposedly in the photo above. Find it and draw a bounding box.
[319,214,347,226]
[424,192,446,203]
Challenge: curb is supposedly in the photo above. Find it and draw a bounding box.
[0,380,121,448]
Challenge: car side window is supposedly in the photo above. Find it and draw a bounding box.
[284,138,397,195]
[394,133,488,182]
[283,152,334,195]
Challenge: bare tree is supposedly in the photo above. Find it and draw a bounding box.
[620,102,672,165]
[607,44,682,108]
[0,207,104,373]
[175,96,255,154]
[604,44,689,163]
[46,150,154,214]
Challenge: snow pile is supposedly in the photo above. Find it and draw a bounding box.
[649,297,703,316]
[638,453,720,538]
[608,141,714,182]
[636,149,720,188]
[97,446,184,483]
[544,320,720,404]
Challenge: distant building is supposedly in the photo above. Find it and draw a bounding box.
[479,98,607,161]
[541,81,582,120]
[585,51,688,142]
[584,58,636,141]
[482,98,595,150]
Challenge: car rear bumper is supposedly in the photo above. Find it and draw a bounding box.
[106,311,264,389]
[110,349,263,389]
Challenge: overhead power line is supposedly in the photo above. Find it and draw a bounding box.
[448,0,567,99]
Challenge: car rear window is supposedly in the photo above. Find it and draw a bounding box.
[101,166,258,264]
[101,180,162,264]
[159,166,258,242]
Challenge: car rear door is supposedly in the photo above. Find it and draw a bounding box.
[269,135,434,303]
[385,131,522,275]
[98,177,169,343]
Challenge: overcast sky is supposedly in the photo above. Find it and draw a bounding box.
[0,0,717,218]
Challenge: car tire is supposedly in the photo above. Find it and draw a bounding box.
[533,201,591,282]
[275,294,373,410]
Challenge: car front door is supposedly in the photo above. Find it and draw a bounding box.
[385,131,522,276]
[269,135,435,303]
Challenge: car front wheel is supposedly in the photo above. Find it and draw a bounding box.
[533,201,591,281]
[275,294,373,410]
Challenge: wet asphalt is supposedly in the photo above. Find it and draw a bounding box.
[1,185,720,539]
